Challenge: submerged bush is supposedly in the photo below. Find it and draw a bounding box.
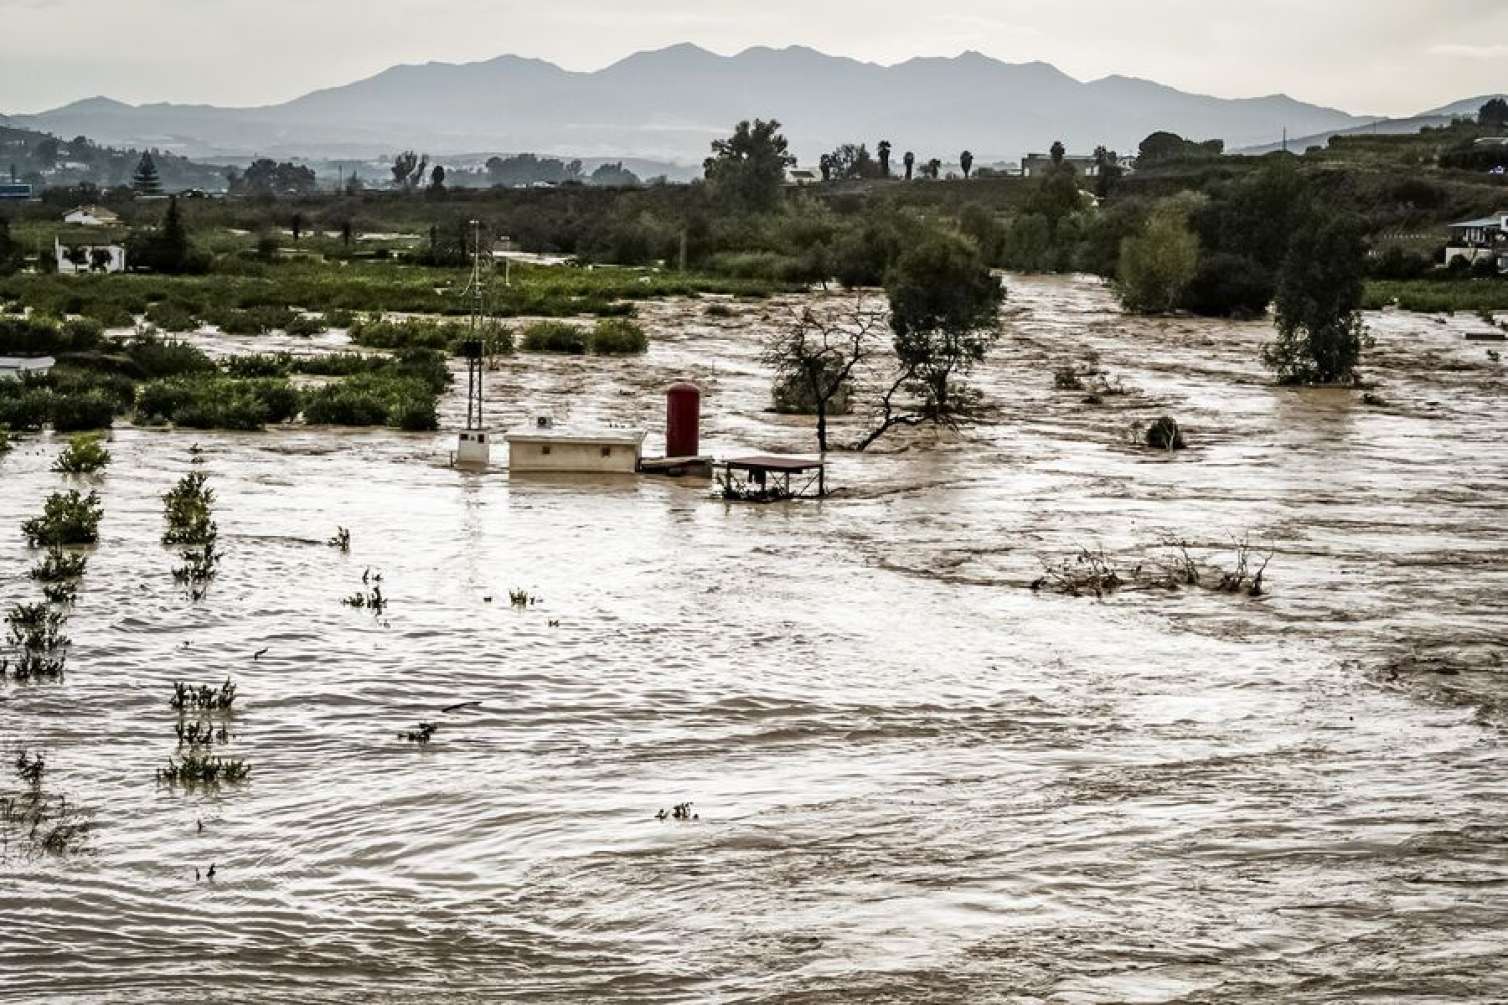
[1143,415,1187,451]
[162,472,216,547]
[0,386,52,431]
[589,318,648,354]
[49,391,116,432]
[21,490,103,546]
[1180,253,1273,318]
[348,315,461,351]
[520,320,588,354]
[51,432,111,473]
[136,375,297,429]
[302,373,438,431]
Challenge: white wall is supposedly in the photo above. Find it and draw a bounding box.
[506,438,641,474]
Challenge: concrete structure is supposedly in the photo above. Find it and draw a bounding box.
[1445,211,1508,272]
[455,429,492,467]
[504,416,645,474]
[0,356,55,381]
[1021,152,1123,177]
[54,237,126,274]
[62,205,121,226]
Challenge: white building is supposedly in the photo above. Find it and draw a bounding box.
[785,168,820,186]
[504,416,645,474]
[54,237,126,274]
[0,356,55,381]
[1445,211,1508,272]
[62,205,121,226]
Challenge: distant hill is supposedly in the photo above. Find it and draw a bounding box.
[1237,93,1508,155]
[6,44,1371,166]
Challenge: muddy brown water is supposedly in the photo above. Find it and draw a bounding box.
[2,274,1506,1002]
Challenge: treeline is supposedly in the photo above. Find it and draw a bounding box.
[0,125,228,192]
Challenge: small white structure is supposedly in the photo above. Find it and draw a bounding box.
[0,356,54,381]
[504,416,645,474]
[54,237,126,275]
[455,429,491,468]
[785,168,820,186]
[62,205,120,226]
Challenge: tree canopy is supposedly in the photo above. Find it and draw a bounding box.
[131,151,162,195]
[1264,208,1370,384]
[703,119,795,213]
[885,231,1004,415]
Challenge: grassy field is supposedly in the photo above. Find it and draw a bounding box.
[0,259,786,325]
[1363,278,1508,313]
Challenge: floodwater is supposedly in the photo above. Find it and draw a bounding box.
[2,274,1507,1002]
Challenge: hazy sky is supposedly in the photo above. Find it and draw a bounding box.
[3,0,1505,115]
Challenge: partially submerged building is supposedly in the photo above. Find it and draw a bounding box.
[1445,211,1508,272]
[503,416,645,474]
[54,237,126,274]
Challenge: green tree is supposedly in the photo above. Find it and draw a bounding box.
[430,164,446,190]
[703,118,795,213]
[818,153,834,182]
[126,195,197,273]
[0,216,19,276]
[960,150,974,178]
[878,140,892,177]
[391,151,419,189]
[1478,97,1508,127]
[1092,145,1122,198]
[1262,208,1370,384]
[1049,140,1065,166]
[925,158,942,179]
[1001,213,1052,272]
[1116,199,1200,314]
[903,150,915,181]
[884,231,1004,416]
[958,203,1004,264]
[131,151,162,195]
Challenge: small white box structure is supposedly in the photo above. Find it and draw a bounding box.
[504,416,645,474]
[455,429,491,468]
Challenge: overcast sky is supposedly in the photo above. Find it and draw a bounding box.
[3,0,1505,116]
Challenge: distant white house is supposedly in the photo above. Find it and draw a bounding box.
[62,204,121,226]
[0,356,55,381]
[54,236,126,274]
[1445,211,1508,272]
[785,168,820,186]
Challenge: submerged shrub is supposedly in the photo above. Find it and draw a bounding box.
[145,302,199,332]
[51,432,112,473]
[21,490,103,546]
[1143,415,1187,451]
[49,390,116,432]
[162,472,216,547]
[0,386,52,431]
[30,545,88,583]
[520,320,588,354]
[302,373,437,430]
[348,315,461,351]
[1180,253,1273,318]
[589,318,648,354]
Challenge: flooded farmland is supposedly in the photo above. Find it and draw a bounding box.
[3,273,1507,1002]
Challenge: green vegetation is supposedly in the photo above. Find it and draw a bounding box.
[1116,198,1201,314]
[51,433,111,474]
[302,372,438,430]
[136,375,299,429]
[521,320,588,354]
[162,472,216,547]
[588,318,649,354]
[21,490,103,547]
[1361,280,1508,313]
[1263,210,1372,384]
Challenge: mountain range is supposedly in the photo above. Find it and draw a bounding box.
[0,44,1417,167]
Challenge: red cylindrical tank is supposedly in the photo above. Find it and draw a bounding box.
[665,381,701,458]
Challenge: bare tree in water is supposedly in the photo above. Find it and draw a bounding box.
[762,299,888,456]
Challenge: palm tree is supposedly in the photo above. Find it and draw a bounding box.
[878,140,892,178]
[960,150,974,179]
[903,151,915,181]
[1050,140,1066,166]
